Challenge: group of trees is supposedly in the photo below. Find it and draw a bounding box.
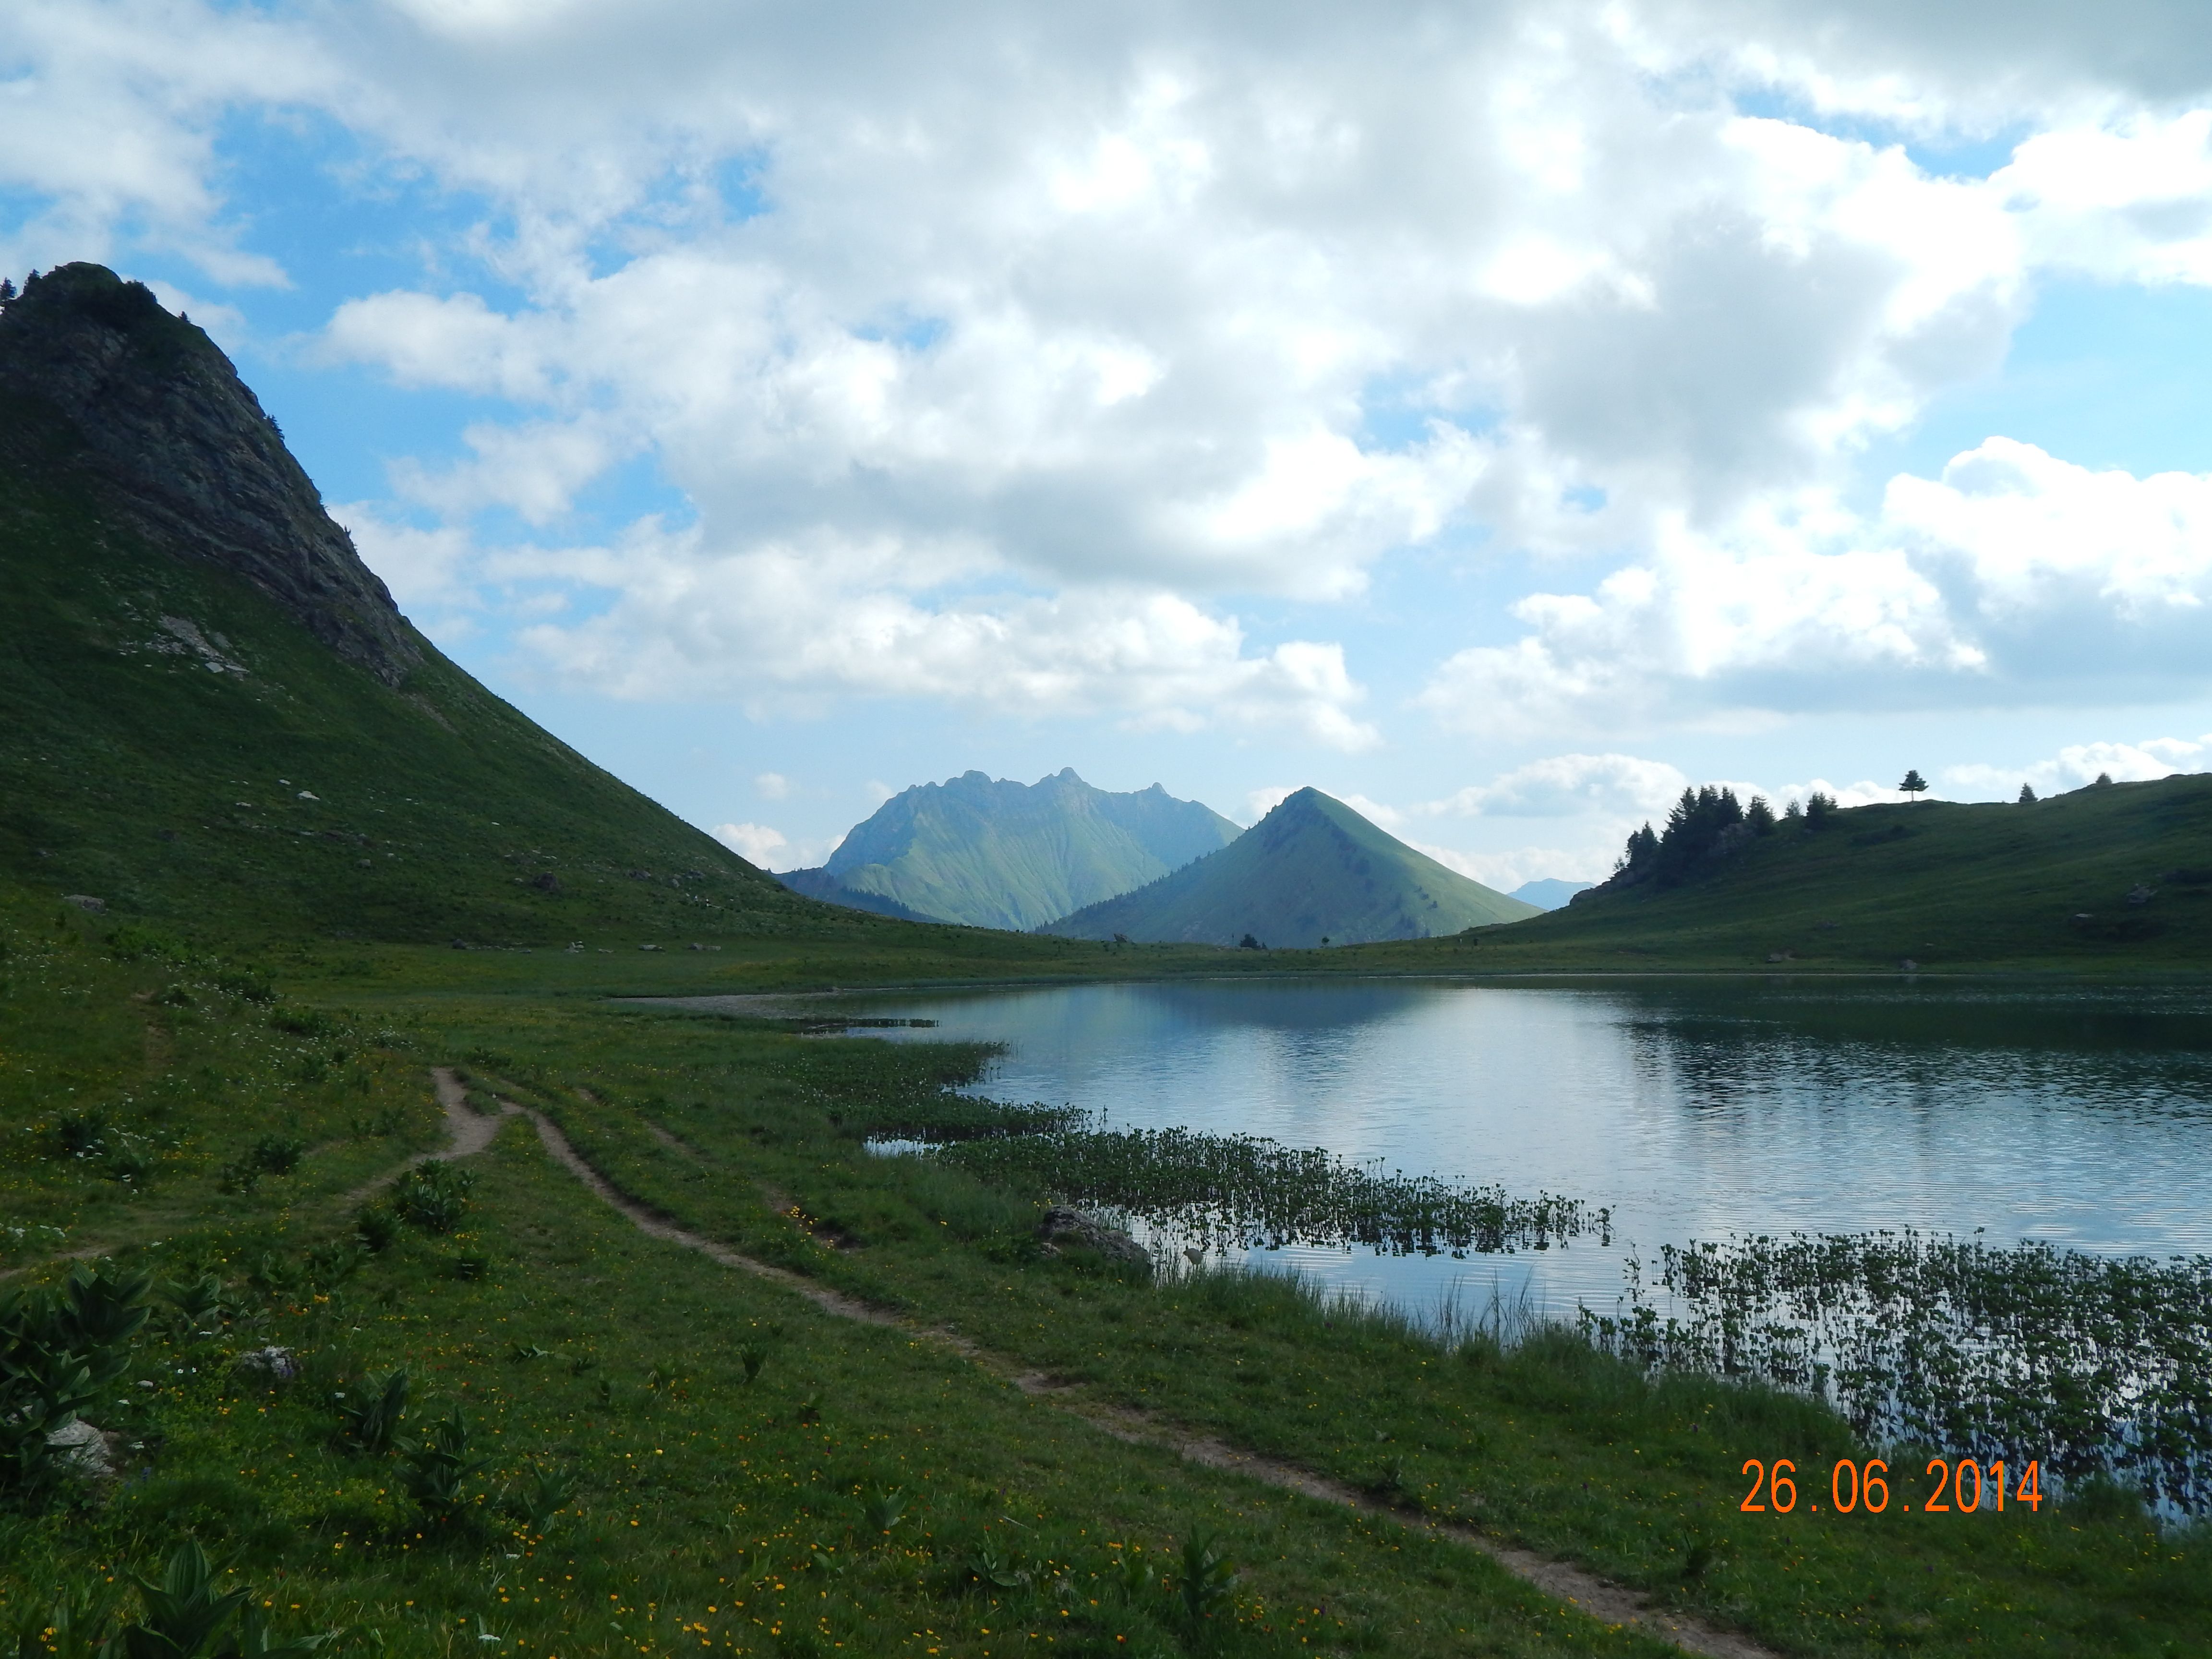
[1613,781,1852,887]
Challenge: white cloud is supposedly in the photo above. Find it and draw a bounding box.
[1425,753,1692,818]
[503,521,1380,747]
[1944,734,2212,799]
[754,771,791,799]
[1420,439,2212,735]
[712,821,788,868]
[18,1,2212,742]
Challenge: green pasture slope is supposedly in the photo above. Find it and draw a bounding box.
[1305,779,2212,978]
[3,269,2208,1657]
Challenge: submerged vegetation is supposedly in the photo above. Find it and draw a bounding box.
[938,1122,1606,1256]
[1587,1230,2212,1515]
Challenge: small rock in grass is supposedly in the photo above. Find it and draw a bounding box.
[234,1345,299,1383]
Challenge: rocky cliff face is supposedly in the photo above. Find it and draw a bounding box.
[0,263,421,685]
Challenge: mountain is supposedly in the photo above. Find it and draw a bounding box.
[1040,787,1540,947]
[0,263,847,946]
[1511,878,1594,911]
[788,768,1242,930]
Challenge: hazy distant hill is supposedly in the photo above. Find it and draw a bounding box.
[784,768,1242,931]
[1041,787,1539,947]
[1511,878,1594,911]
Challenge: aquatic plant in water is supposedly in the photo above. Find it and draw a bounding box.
[1582,1230,2212,1514]
[939,1122,1605,1256]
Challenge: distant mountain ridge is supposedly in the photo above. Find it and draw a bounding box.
[1041,787,1539,947]
[781,768,1241,930]
[1511,878,1595,911]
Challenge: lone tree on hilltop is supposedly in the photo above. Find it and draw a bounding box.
[2018,782,2037,805]
[1899,769,1929,802]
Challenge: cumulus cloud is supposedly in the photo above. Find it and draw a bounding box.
[504,520,1380,746]
[1944,734,2212,799]
[712,821,788,868]
[754,771,791,799]
[15,0,2212,739]
[1420,440,2212,735]
[1425,753,1693,818]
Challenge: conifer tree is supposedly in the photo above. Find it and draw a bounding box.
[2018,782,2037,805]
[1899,769,1928,802]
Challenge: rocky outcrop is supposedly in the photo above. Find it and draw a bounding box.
[0,263,421,685]
[1037,1205,1151,1273]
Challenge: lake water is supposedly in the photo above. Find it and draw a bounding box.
[816,976,2212,1324]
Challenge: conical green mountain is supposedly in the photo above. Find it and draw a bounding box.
[0,263,843,946]
[792,768,1241,930]
[1040,787,1539,946]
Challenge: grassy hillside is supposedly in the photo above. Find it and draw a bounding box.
[816,768,1241,930]
[1439,778,2212,973]
[1044,787,1539,947]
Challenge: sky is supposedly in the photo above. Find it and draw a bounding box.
[9,0,2212,890]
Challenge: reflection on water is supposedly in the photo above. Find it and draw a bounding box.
[818,977,2212,1321]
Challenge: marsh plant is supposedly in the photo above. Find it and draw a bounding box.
[944,1123,1604,1257]
[1585,1230,2212,1513]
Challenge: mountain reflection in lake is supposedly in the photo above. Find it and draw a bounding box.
[806,977,2212,1322]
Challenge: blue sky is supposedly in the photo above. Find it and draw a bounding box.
[9,0,2212,887]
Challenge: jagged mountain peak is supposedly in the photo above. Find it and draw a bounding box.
[0,263,420,685]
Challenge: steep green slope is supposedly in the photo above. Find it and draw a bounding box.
[1042,786,1539,946]
[1438,779,2212,972]
[0,265,866,948]
[810,766,1241,929]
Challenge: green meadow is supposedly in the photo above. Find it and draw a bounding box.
[5,890,2209,1659]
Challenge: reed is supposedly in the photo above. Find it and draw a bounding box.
[1582,1230,2212,1513]
[940,1122,1606,1256]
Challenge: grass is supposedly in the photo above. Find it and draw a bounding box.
[5,890,2212,1656]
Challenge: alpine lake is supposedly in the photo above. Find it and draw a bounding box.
[805,974,2212,1327]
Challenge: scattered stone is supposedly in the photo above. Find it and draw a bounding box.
[61,894,106,913]
[297,790,319,801]
[233,1345,298,1383]
[1036,1206,1150,1272]
[1765,951,1794,963]
[530,871,560,892]
[639,943,662,951]
[2126,884,2155,906]
[1899,958,1919,971]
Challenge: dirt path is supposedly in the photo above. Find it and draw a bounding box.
[338,1068,517,1205]
[510,1088,1775,1659]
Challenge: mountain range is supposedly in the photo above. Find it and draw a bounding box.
[779,768,1241,931]
[1041,787,1539,947]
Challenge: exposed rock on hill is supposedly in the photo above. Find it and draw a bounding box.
[0,263,420,685]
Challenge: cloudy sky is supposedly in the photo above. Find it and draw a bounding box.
[11,0,2212,888]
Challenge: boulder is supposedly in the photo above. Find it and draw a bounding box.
[62,894,106,913]
[234,1345,298,1383]
[1037,1206,1150,1272]
[45,1419,117,1480]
